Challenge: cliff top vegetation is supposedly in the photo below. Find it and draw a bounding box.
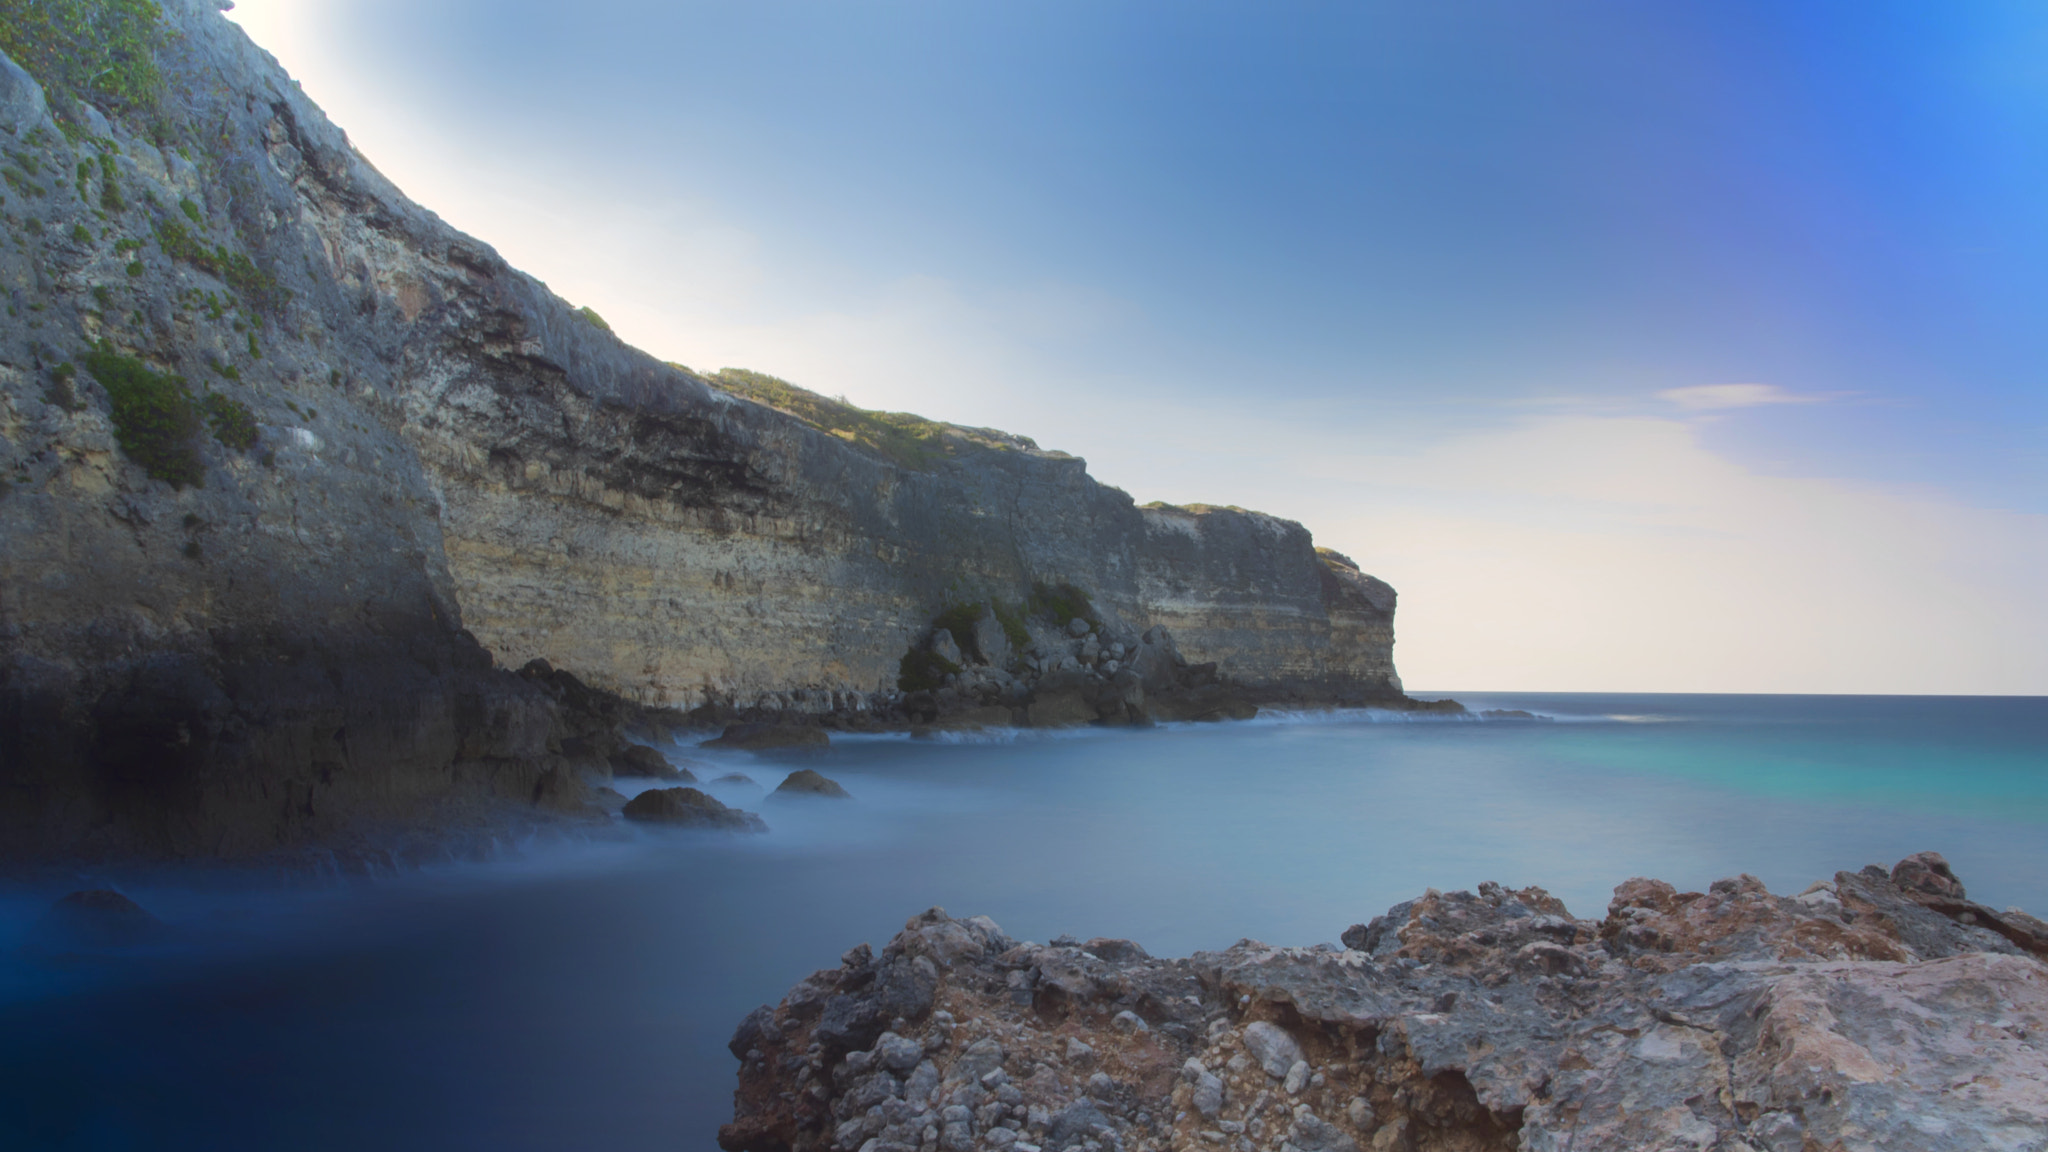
[0,0,166,117]
[703,367,1037,472]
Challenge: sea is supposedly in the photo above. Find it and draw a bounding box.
[1,692,2043,1151]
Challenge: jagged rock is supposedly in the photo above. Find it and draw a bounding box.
[969,607,1015,670]
[721,854,2048,1152]
[609,743,694,781]
[929,628,966,667]
[620,787,766,831]
[770,769,851,799]
[701,723,830,751]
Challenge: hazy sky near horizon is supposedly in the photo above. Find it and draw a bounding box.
[225,1,2048,694]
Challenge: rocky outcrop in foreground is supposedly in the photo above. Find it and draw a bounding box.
[720,853,2048,1152]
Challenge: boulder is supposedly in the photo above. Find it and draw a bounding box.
[621,786,767,831]
[1127,627,1184,692]
[1242,1021,1304,1079]
[0,49,49,137]
[610,743,695,781]
[929,628,965,667]
[1025,686,1098,728]
[969,606,1014,670]
[771,769,851,799]
[701,722,830,751]
[23,890,162,953]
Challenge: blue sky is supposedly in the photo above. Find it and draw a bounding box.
[229,1,2048,693]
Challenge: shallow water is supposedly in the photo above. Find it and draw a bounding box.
[2,693,2044,1150]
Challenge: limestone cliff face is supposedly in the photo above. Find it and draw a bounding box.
[0,2,1405,855]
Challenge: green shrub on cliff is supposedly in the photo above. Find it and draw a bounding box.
[1028,582,1096,629]
[931,603,985,662]
[153,220,290,314]
[574,305,611,331]
[929,600,1032,659]
[85,346,205,488]
[0,0,165,114]
[897,647,961,693]
[991,601,1030,649]
[202,392,256,451]
[712,368,953,471]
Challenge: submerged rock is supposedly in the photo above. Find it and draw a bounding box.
[712,773,758,786]
[620,787,766,832]
[22,890,162,953]
[719,853,2048,1152]
[701,723,831,751]
[770,769,851,799]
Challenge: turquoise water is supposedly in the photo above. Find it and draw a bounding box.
[0,693,2042,1150]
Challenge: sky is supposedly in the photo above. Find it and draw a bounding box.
[224,0,2048,695]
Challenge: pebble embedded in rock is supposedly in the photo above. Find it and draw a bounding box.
[1282,1059,1310,1095]
[1242,1021,1304,1080]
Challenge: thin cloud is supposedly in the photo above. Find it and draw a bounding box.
[1657,383,1823,411]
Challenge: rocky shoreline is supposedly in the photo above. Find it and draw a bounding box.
[0,2,1427,863]
[719,852,2048,1152]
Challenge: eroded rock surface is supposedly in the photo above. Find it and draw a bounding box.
[721,854,2048,1152]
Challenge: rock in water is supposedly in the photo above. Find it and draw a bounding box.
[620,787,766,832]
[770,769,851,799]
[712,773,758,786]
[609,744,695,781]
[24,890,161,952]
[718,853,2048,1152]
[701,723,830,751]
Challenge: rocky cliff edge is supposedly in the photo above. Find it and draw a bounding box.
[0,2,1421,858]
[721,852,2048,1152]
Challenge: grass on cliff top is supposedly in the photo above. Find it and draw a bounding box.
[0,0,166,115]
[1141,500,1266,517]
[708,368,1036,472]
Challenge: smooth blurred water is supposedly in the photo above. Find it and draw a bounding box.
[1,693,2043,1150]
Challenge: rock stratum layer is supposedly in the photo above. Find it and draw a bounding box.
[721,852,2048,1152]
[0,3,1408,858]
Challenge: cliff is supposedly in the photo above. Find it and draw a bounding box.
[720,852,2048,1152]
[0,1,1410,859]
